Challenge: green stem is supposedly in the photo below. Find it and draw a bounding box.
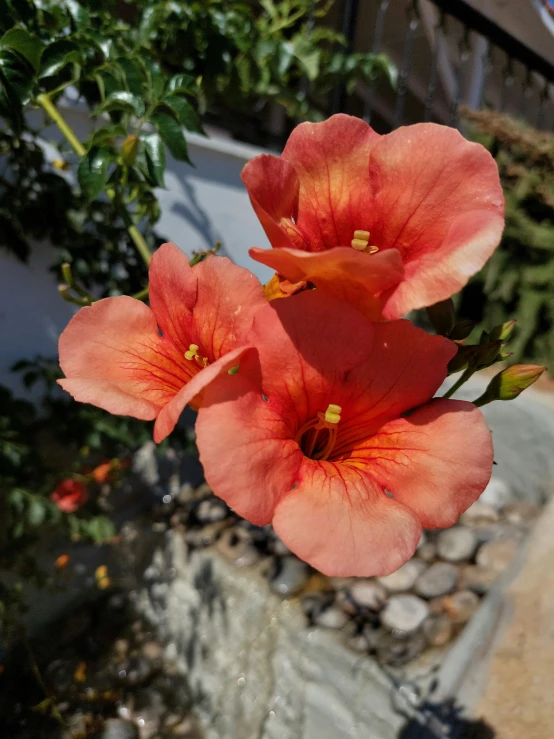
[442,368,474,399]
[132,286,149,301]
[21,628,67,728]
[36,93,152,267]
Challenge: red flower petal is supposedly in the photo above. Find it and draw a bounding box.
[197,373,303,525]
[366,124,504,317]
[59,296,192,420]
[249,246,404,320]
[347,398,493,528]
[149,242,265,358]
[272,460,422,577]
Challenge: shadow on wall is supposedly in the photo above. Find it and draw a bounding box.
[157,142,272,280]
[399,698,495,739]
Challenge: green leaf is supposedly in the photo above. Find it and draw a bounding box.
[162,95,203,133]
[142,57,164,100]
[88,515,116,543]
[0,29,43,72]
[167,73,195,94]
[116,57,145,98]
[90,123,126,146]
[141,132,165,187]
[0,47,35,102]
[77,145,112,201]
[65,0,90,29]
[27,498,46,526]
[149,110,191,163]
[98,91,144,116]
[292,36,320,81]
[39,39,80,78]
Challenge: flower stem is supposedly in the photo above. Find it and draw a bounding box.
[21,628,67,728]
[131,286,149,301]
[36,93,152,267]
[442,368,474,399]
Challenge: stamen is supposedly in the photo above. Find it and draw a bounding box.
[351,230,379,254]
[185,343,209,368]
[295,403,342,461]
[185,344,199,360]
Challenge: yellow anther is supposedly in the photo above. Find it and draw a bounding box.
[324,404,342,424]
[351,229,379,254]
[185,343,199,360]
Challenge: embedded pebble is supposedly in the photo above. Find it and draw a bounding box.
[460,500,500,525]
[271,535,291,556]
[423,613,453,647]
[347,580,388,611]
[314,605,349,629]
[381,594,430,634]
[376,630,427,666]
[416,541,437,563]
[504,501,540,527]
[436,527,477,562]
[195,498,229,523]
[378,560,426,593]
[270,556,309,596]
[458,565,498,594]
[345,634,370,653]
[442,590,480,624]
[479,477,511,510]
[476,537,519,573]
[216,529,259,568]
[102,718,140,739]
[302,591,335,620]
[186,521,228,548]
[142,641,163,662]
[415,563,458,598]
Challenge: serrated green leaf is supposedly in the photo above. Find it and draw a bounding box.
[77,145,112,201]
[39,39,80,78]
[162,95,203,133]
[141,132,165,187]
[167,73,195,94]
[149,110,191,163]
[0,28,43,72]
[98,90,144,116]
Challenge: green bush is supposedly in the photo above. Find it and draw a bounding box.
[461,108,554,371]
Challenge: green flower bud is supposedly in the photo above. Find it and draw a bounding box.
[489,319,517,343]
[475,364,547,406]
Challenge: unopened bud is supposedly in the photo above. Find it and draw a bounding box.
[427,299,455,336]
[475,364,547,407]
[121,135,139,165]
[489,319,517,343]
[449,320,476,342]
[473,340,503,369]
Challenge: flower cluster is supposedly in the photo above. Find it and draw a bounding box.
[58,115,543,577]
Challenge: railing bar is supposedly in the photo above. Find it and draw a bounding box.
[423,10,444,122]
[363,0,390,123]
[451,25,471,128]
[330,0,360,114]
[394,0,420,129]
[428,0,554,83]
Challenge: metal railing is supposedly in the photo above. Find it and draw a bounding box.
[332,0,554,132]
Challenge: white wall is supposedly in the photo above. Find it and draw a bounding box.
[0,107,273,397]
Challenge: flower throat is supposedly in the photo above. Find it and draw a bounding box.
[295,404,341,461]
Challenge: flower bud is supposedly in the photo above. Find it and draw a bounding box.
[427,299,455,336]
[449,320,476,342]
[121,135,139,165]
[489,319,517,343]
[475,364,547,406]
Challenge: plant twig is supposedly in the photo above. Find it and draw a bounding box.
[21,628,67,728]
[442,368,474,399]
[36,93,152,267]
